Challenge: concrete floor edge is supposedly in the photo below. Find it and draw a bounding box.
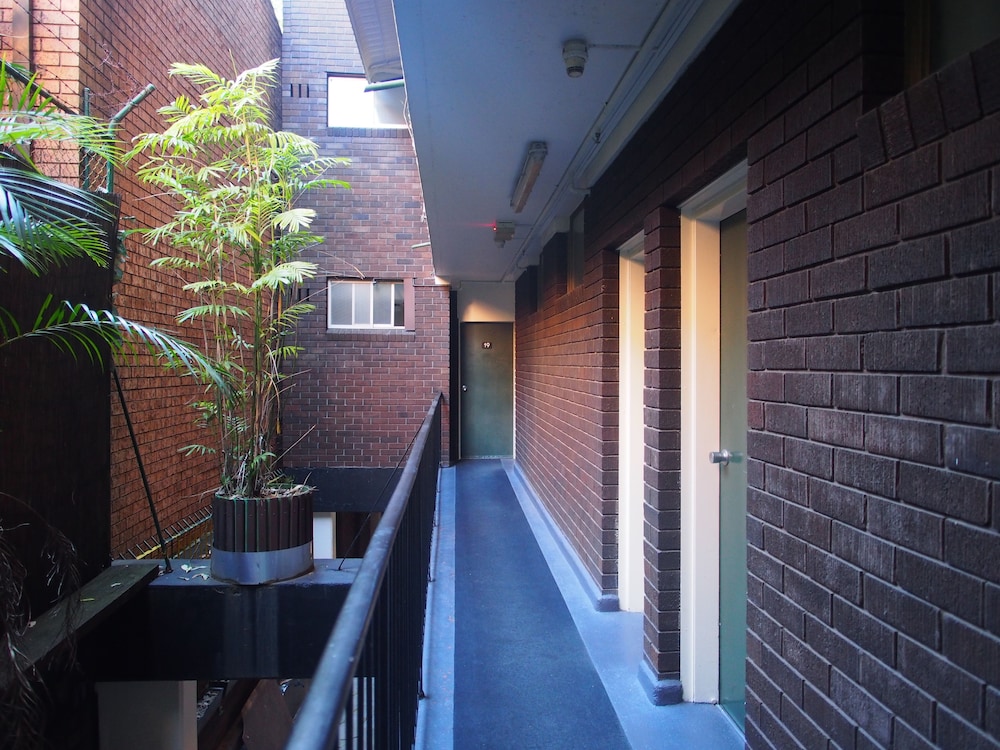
[416,465,456,750]
[416,461,744,749]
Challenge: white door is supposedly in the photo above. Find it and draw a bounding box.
[618,233,645,612]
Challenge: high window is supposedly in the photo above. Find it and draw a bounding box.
[328,279,404,328]
[327,75,407,129]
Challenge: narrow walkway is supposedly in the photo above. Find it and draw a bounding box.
[453,460,629,749]
[416,460,744,750]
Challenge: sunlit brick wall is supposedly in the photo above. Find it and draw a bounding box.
[74,0,281,553]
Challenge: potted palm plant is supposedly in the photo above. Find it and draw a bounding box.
[129,59,348,584]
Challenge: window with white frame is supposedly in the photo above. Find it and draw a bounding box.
[328,279,404,328]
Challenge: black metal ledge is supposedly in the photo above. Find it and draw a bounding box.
[284,467,399,513]
[79,559,357,682]
[2,561,160,690]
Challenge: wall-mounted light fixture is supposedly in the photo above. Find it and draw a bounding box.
[510,141,547,213]
[493,220,516,247]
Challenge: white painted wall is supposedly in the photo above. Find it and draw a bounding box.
[457,282,514,322]
[314,513,335,558]
[618,236,645,612]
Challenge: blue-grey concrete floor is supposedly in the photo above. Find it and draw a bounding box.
[415,462,745,750]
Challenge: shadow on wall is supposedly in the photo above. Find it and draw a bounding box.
[285,467,399,556]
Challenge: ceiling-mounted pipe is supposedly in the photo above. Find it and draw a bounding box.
[364,78,405,92]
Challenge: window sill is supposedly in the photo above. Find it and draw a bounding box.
[326,126,410,138]
[325,327,414,339]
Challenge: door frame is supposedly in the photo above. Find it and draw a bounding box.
[618,232,645,612]
[678,162,747,703]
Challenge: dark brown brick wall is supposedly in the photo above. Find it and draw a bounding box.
[279,0,450,469]
[642,206,682,677]
[15,0,282,553]
[585,0,842,686]
[515,231,621,599]
[742,37,1000,749]
[519,0,1000,744]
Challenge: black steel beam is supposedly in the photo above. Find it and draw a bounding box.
[79,559,356,681]
[283,467,398,513]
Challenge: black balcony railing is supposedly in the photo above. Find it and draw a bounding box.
[286,394,442,749]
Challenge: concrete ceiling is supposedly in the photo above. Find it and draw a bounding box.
[347,0,738,284]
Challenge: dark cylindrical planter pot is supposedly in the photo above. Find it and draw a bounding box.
[210,486,314,584]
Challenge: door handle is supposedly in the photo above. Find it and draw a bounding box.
[709,449,732,466]
[462,384,468,392]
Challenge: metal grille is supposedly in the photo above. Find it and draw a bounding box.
[120,507,213,562]
[0,12,153,193]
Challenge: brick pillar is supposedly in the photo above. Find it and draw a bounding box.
[640,205,683,703]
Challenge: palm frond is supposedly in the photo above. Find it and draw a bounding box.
[251,261,318,291]
[274,207,315,232]
[0,169,117,273]
[0,294,118,364]
[150,255,200,272]
[167,62,226,88]
[269,344,305,362]
[179,444,216,457]
[274,301,316,328]
[182,279,229,294]
[0,297,229,392]
[176,303,250,323]
[0,62,121,166]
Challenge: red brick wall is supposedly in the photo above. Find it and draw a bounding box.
[279,0,450,469]
[515,232,620,600]
[0,1,86,180]
[72,0,280,553]
[93,0,280,554]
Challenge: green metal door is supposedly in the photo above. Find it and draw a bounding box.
[718,210,748,728]
[460,322,514,458]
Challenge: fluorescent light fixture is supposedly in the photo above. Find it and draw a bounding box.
[510,141,547,213]
[493,221,516,247]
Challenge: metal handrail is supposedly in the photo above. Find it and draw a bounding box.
[287,393,442,749]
